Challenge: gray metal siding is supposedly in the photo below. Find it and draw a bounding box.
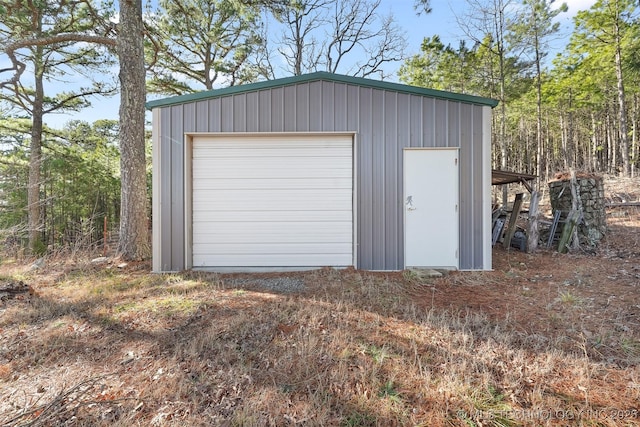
[170,105,185,270]
[159,108,172,270]
[459,103,473,269]
[472,106,484,268]
[154,80,488,271]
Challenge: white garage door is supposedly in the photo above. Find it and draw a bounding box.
[191,135,353,268]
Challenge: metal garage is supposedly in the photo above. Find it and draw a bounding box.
[148,72,498,272]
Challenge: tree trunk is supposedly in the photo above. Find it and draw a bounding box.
[610,106,617,173]
[544,114,550,179]
[498,12,508,206]
[591,112,597,172]
[567,88,574,169]
[533,9,543,186]
[116,0,150,260]
[632,94,638,177]
[613,5,630,176]
[560,113,568,170]
[526,190,540,253]
[28,44,44,254]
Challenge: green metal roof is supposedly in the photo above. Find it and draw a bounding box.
[145,71,499,109]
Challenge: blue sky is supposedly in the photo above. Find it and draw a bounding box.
[37,0,596,128]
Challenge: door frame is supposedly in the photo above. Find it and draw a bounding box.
[184,132,358,270]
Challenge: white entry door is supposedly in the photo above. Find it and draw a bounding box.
[404,148,459,269]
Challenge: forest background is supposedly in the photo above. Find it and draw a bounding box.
[1,0,638,258]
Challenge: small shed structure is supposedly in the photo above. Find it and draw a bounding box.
[147,72,498,272]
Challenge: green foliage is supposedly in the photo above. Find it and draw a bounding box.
[399,36,480,94]
[402,0,640,178]
[145,0,263,94]
[399,34,529,100]
[0,119,121,252]
[42,120,121,248]
[0,118,32,236]
[0,0,116,113]
[1,0,117,253]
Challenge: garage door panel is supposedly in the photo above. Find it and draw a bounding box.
[192,223,353,244]
[193,190,352,211]
[193,177,351,191]
[193,202,351,212]
[193,242,352,255]
[193,233,351,245]
[192,253,352,267]
[194,137,351,151]
[193,210,352,223]
[192,166,352,180]
[191,135,353,267]
[197,148,350,158]
[193,220,352,234]
[198,155,350,169]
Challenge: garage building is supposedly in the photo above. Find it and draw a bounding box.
[147,72,498,272]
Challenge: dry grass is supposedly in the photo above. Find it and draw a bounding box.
[1,177,639,426]
[1,262,639,427]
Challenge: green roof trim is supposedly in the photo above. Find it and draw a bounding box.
[145,71,499,109]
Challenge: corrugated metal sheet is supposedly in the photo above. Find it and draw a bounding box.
[152,78,491,271]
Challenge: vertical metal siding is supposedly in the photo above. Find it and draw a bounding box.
[159,107,173,270]
[345,85,361,267]
[221,97,233,132]
[396,95,411,267]
[434,99,447,146]
[384,91,399,269]
[422,98,435,147]
[358,87,373,269]
[170,105,185,270]
[184,102,196,132]
[408,95,421,148]
[296,84,309,130]
[208,98,221,132]
[246,92,259,132]
[329,82,345,130]
[320,82,336,131]
[472,106,484,268]
[233,94,246,131]
[346,85,359,131]
[371,89,386,269]
[152,108,162,272]
[459,103,473,269]
[283,86,296,131]
[447,103,460,148]
[310,81,324,131]
[258,90,271,131]
[195,101,208,132]
[271,88,284,132]
[154,80,490,271]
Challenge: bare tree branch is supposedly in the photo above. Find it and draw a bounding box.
[1,34,115,89]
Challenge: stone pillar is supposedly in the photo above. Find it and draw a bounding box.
[548,174,607,247]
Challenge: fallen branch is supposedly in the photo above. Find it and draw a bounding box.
[0,374,142,427]
[0,280,31,301]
